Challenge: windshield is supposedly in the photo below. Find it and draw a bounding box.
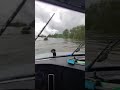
[35,0,85,59]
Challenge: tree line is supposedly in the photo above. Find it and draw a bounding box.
[48,25,85,41]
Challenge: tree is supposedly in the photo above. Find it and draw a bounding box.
[63,29,69,38]
[48,25,85,41]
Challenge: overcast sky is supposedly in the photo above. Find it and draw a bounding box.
[35,0,85,36]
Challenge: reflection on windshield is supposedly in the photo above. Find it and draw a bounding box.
[35,0,85,59]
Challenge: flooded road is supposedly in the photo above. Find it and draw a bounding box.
[35,37,85,59]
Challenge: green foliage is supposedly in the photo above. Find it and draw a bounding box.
[63,29,69,38]
[48,25,85,41]
[48,34,63,38]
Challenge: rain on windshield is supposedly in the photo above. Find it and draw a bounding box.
[35,0,85,59]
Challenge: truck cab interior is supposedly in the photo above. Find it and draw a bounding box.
[35,0,85,90]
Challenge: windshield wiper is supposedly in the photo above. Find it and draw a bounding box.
[86,39,120,71]
[72,42,84,55]
[35,13,55,41]
[0,74,34,84]
[36,54,84,60]
[0,0,27,36]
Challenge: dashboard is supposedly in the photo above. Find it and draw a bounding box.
[35,55,85,90]
[85,67,120,90]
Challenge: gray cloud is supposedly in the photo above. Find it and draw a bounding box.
[35,0,85,35]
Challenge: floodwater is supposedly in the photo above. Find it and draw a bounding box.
[35,37,85,59]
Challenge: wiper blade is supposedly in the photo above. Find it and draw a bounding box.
[36,54,85,60]
[86,39,120,71]
[72,42,84,55]
[35,13,55,41]
[0,0,27,36]
[0,74,34,84]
